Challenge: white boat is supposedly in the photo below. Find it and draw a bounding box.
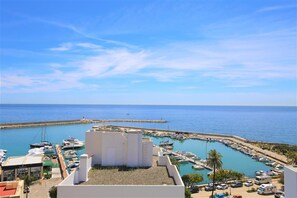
[62,137,84,149]
[192,165,204,170]
[27,147,44,156]
[64,150,78,159]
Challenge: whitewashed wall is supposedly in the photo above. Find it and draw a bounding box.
[284,166,297,198]
[57,185,184,198]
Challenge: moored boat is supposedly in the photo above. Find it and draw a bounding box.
[62,137,84,149]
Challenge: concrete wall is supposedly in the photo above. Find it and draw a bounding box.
[101,133,126,166]
[284,166,297,198]
[57,185,184,198]
[127,133,142,167]
[142,141,153,167]
[158,155,184,186]
[85,130,102,165]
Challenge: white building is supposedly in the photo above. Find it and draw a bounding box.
[284,165,297,198]
[57,126,184,198]
[85,125,152,167]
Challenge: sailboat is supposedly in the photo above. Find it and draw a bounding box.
[30,127,52,148]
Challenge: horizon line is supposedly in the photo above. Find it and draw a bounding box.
[1,103,296,107]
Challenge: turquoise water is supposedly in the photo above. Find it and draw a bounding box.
[1,104,296,145]
[148,136,270,184]
[0,124,271,184]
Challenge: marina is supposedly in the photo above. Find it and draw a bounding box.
[0,122,287,185]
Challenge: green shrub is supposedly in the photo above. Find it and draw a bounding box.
[49,186,57,198]
[185,188,191,198]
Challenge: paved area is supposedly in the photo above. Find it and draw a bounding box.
[25,178,62,198]
[80,157,175,185]
[192,179,283,198]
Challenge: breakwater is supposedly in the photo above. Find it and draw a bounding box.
[0,119,167,129]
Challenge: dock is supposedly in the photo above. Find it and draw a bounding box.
[167,150,213,170]
[0,119,167,129]
[55,144,68,179]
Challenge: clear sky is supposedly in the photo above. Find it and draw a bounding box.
[0,0,296,105]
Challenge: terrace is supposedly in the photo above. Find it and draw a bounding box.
[80,156,175,185]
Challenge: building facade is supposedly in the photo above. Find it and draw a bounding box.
[85,126,153,167]
[284,165,297,198]
[1,156,43,181]
[57,126,184,198]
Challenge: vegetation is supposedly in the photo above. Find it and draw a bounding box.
[279,172,284,184]
[20,175,33,198]
[182,173,203,188]
[185,187,192,198]
[208,169,244,182]
[255,143,297,164]
[49,186,57,198]
[206,149,223,198]
[170,157,180,170]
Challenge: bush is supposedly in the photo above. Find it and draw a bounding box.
[185,188,191,198]
[49,186,57,198]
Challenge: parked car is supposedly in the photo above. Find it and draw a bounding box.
[190,186,199,193]
[231,181,243,188]
[205,183,216,191]
[217,183,228,190]
[274,191,285,198]
[244,180,253,187]
[214,193,228,198]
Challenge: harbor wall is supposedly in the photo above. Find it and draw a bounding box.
[0,119,167,129]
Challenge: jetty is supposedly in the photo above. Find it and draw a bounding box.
[0,119,167,129]
[168,150,212,170]
[55,144,68,179]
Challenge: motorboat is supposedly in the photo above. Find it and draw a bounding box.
[64,150,77,159]
[159,140,174,147]
[192,165,204,170]
[62,137,84,149]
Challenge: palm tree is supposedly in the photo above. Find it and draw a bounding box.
[207,149,223,198]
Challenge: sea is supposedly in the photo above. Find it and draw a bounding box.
[1,104,296,145]
[0,104,296,183]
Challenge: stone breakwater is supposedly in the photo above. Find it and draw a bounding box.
[0,119,167,129]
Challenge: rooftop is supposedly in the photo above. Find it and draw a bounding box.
[80,157,175,186]
[2,156,43,167]
[90,125,142,134]
[0,181,23,197]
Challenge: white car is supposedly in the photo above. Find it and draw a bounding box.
[217,183,228,190]
[244,180,253,187]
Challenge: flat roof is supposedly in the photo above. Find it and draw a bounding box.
[80,157,175,186]
[2,156,43,167]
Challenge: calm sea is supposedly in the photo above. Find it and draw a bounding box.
[0,104,296,145]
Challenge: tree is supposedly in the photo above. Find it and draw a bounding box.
[22,175,33,198]
[182,175,191,188]
[207,149,223,198]
[209,169,244,183]
[188,173,203,188]
[170,157,180,170]
[279,172,284,185]
[185,187,191,198]
[182,173,203,188]
[287,151,297,165]
[49,186,57,198]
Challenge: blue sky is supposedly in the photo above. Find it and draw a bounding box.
[0,0,296,105]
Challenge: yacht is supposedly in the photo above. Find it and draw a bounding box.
[64,150,78,159]
[192,165,204,170]
[30,127,52,148]
[62,137,84,149]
